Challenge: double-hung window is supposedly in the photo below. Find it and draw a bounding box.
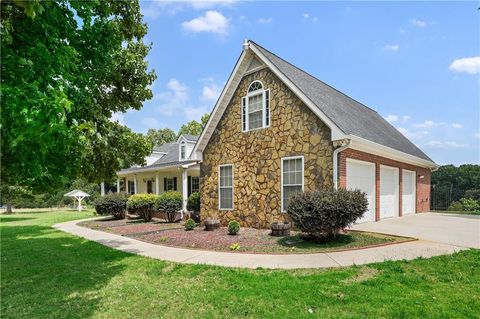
[242,81,270,132]
[180,142,186,160]
[281,156,304,212]
[191,177,200,193]
[219,165,234,210]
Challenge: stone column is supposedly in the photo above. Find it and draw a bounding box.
[117,178,120,193]
[100,182,105,197]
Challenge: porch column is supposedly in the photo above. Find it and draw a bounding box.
[116,178,120,193]
[155,173,160,195]
[182,168,188,212]
[133,175,137,194]
[100,182,105,197]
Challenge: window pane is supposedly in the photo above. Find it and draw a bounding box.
[283,185,302,211]
[248,94,262,112]
[220,188,233,209]
[295,158,302,171]
[249,111,263,130]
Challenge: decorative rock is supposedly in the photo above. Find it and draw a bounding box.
[200,68,333,229]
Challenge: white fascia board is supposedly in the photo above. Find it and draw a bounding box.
[248,44,346,141]
[347,135,438,169]
[193,50,249,154]
[117,162,198,176]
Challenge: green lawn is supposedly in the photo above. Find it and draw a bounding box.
[1,211,479,318]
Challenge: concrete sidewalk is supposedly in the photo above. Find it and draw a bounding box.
[53,218,467,269]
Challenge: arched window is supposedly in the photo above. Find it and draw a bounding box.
[180,141,186,160]
[248,80,263,93]
[242,81,270,132]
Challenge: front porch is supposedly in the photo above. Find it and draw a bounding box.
[116,162,200,212]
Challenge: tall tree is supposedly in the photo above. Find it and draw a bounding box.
[1,0,155,192]
[201,113,210,127]
[178,120,203,137]
[146,128,177,146]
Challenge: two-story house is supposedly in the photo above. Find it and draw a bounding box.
[118,40,437,228]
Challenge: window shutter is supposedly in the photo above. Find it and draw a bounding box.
[164,178,167,191]
[241,97,247,132]
[173,177,177,191]
[188,176,192,196]
[265,90,270,127]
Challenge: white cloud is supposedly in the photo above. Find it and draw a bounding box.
[302,13,318,22]
[153,78,189,116]
[414,120,436,128]
[142,117,160,128]
[110,112,125,125]
[182,11,230,35]
[302,13,309,19]
[397,127,429,140]
[449,57,480,75]
[184,106,209,121]
[258,18,272,24]
[201,83,221,101]
[141,0,236,18]
[385,115,398,123]
[411,19,427,27]
[402,115,410,122]
[426,141,468,149]
[452,123,463,129]
[382,44,399,51]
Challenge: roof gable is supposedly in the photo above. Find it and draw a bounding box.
[194,40,435,167]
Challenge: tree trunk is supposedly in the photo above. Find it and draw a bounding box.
[5,204,12,214]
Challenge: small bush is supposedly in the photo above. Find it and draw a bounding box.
[287,189,368,242]
[155,191,183,223]
[127,194,159,221]
[465,189,480,201]
[459,198,480,212]
[184,218,196,231]
[227,220,240,235]
[447,201,464,211]
[187,192,200,212]
[229,243,240,251]
[94,192,129,219]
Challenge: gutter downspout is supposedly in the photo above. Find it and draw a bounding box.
[333,139,351,190]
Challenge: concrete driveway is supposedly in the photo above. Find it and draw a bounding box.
[352,212,480,249]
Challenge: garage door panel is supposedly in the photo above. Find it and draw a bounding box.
[402,170,416,215]
[380,166,399,219]
[346,159,375,223]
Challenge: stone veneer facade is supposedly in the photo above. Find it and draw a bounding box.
[200,68,334,228]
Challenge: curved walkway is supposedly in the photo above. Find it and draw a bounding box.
[53,218,466,269]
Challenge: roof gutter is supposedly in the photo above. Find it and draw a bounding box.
[333,139,351,190]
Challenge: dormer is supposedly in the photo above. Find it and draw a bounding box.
[177,134,199,161]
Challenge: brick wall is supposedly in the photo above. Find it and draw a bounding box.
[338,148,431,220]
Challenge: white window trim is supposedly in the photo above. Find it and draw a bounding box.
[281,156,304,213]
[243,81,270,132]
[218,164,234,211]
[179,141,187,160]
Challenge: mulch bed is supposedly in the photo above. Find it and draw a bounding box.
[79,217,413,254]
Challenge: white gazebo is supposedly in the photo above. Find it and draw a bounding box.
[64,190,90,211]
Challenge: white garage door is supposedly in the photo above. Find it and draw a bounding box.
[346,159,375,223]
[380,165,399,219]
[402,170,416,215]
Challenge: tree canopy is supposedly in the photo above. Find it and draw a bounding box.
[145,128,177,146]
[177,113,209,137]
[431,164,480,191]
[1,0,155,192]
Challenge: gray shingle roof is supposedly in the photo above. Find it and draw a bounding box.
[181,134,199,142]
[119,142,197,173]
[251,41,433,162]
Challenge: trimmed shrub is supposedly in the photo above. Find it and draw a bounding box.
[459,198,480,212]
[94,192,129,219]
[155,191,183,223]
[127,194,159,221]
[184,218,196,231]
[287,189,368,242]
[465,189,480,201]
[447,201,464,211]
[227,220,240,235]
[187,192,200,212]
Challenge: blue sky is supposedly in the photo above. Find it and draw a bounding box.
[114,1,479,165]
